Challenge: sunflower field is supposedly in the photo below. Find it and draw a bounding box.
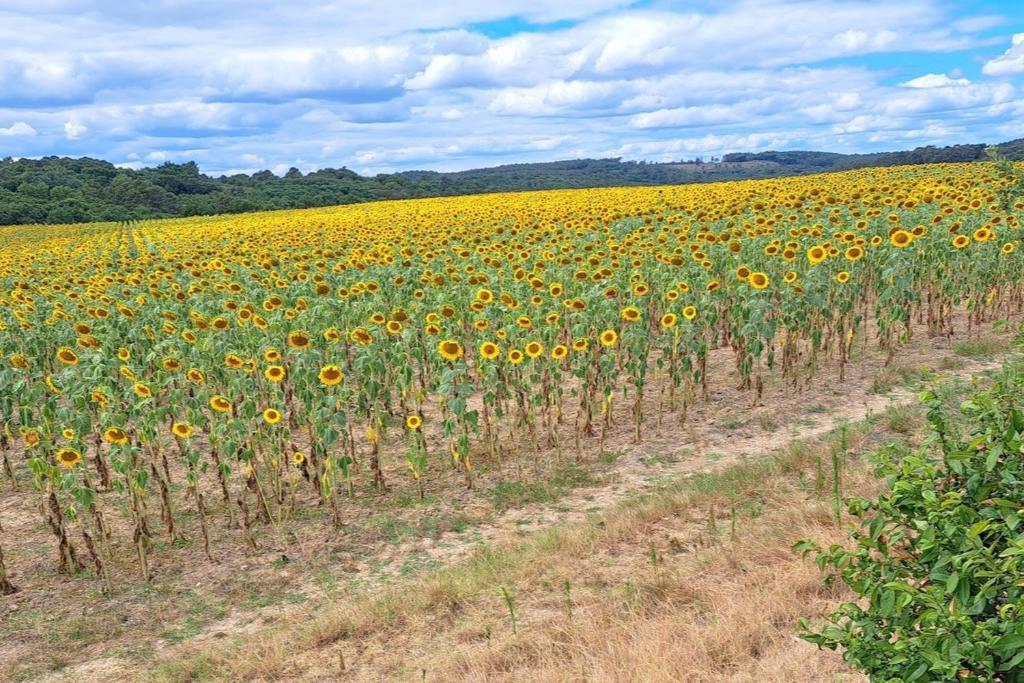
[0,162,1021,591]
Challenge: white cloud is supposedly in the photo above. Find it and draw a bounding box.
[64,120,87,139]
[0,121,36,136]
[983,33,1024,76]
[903,73,971,88]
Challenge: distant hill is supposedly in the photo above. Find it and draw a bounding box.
[2,139,1023,226]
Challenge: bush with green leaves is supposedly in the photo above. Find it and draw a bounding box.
[798,358,1024,682]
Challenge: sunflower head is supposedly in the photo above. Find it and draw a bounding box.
[437,339,464,362]
[406,415,422,430]
[318,364,344,386]
[172,422,194,439]
[262,408,282,425]
[599,329,618,347]
[55,448,82,469]
[209,395,233,414]
[264,365,286,382]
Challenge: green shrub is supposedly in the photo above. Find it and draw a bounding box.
[798,363,1024,682]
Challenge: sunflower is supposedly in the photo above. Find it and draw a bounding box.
[162,358,182,372]
[508,349,524,365]
[952,235,970,249]
[510,337,538,359]
[748,272,769,289]
[323,328,341,343]
[103,427,129,445]
[350,327,373,345]
[262,408,282,425]
[225,353,244,369]
[56,347,79,366]
[479,342,500,360]
[807,245,827,264]
[890,230,912,248]
[55,447,82,468]
[172,422,194,439]
[209,395,233,413]
[783,271,798,284]
[682,306,697,321]
[292,452,305,466]
[835,271,851,284]
[844,246,864,261]
[117,347,130,361]
[572,338,589,352]
[187,368,205,383]
[551,344,569,361]
[61,428,75,440]
[406,415,422,430]
[437,339,464,361]
[621,306,642,322]
[264,365,286,382]
[264,348,282,362]
[23,429,40,447]
[1002,242,1015,254]
[476,288,494,304]
[318,364,344,386]
[660,312,678,329]
[133,382,153,399]
[9,354,29,370]
[386,320,403,335]
[287,330,312,350]
[599,329,618,347]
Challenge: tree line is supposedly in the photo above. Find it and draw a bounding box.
[2,139,1023,225]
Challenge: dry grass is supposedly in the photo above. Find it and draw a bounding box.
[151,416,901,682]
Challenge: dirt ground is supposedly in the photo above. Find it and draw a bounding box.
[0,309,1017,682]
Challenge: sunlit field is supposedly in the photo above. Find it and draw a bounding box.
[1,161,1021,589]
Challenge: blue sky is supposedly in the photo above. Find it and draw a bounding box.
[2,0,1024,176]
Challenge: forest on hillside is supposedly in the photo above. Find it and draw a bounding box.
[2,138,1022,225]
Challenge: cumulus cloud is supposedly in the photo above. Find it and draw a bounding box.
[64,120,87,139]
[0,121,36,136]
[983,33,1024,76]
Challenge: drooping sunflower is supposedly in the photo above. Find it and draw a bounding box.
[133,382,153,399]
[262,408,282,425]
[350,327,373,345]
[437,339,464,362]
[186,368,205,383]
[172,422,194,439]
[318,364,344,386]
[209,395,233,414]
[103,427,129,445]
[56,347,79,366]
[264,365,286,382]
[55,447,82,468]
